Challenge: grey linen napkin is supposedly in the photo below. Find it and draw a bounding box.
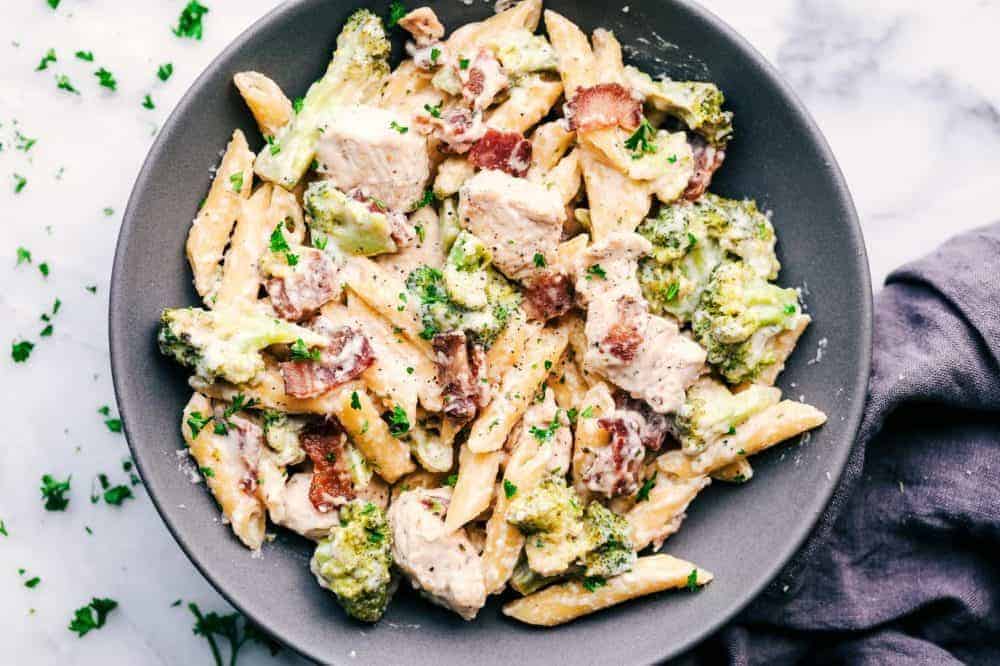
[685,222,1000,664]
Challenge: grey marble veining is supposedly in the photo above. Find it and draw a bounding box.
[2,1,997,664]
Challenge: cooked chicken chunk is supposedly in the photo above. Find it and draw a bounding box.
[387,487,487,620]
[576,232,706,414]
[457,169,566,280]
[315,105,430,212]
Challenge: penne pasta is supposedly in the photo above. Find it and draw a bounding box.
[579,144,652,240]
[543,10,596,95]
[330,383,416,484]
[181,393,266,550]
[186,130,255,303]
[756,314,812,386]
[444,443,502,532]
[487,75,563,134]
[233,71,294,138]
[712,458,754,484]
[502,554,713,626]
[626,473,710,551]
[466,324,570,453]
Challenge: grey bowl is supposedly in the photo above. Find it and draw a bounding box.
[110,1,872,663]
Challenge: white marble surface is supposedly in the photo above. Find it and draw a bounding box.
[2,1,997,664]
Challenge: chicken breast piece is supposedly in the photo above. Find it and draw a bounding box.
[387,487,487,620]
[457,169,566,280]
[576,232,706,414]
[315,105,430,212]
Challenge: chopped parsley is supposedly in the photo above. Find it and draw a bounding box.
[47,0,60,8]
[157,63,174,81]
[529,414,561,442]
[686,568,699,591]
[582,576,606,592]
[444,474,458,487]
[533,253,546,268]
[412,188,434,210]
[98,405,123,433]
[12,340,34,363]
[202,464,217,477]
[636,474,656,502]
[668,154,678,164]
[312,233,327,250]
[268,220,298,265]
[566,407,579,424]
[726,425,736,436]
[16,131,37,152]
[142,94,155,110]
[229,171,243,194]
[25,576,41,589]
[266,135,280,155]
[69,598,118,637]
[458,57,470,70]
[624,118,657,159]
[40,474,71,511]
[783,303,797,315]
[390,120,408,134]
[94,67,117,91]
[39,262,50,277]
[186,411,212,438]
[665,282,679,301]
[173,1,210,40]
[503,479,517,498]
[56,74,80,94]
[292,97,304,114]
[350,391,362,410]
[36,48,57,71]
[430,47,441,63]
[188,602,281,664]
[580,406,595,419]
[387,1,408,27]
[386,405,410,437]
[13,174,27,193]
[103,484,134,506]
[423,102,442,119]
[0,520,7,536]
[289,338,320,362]
[103,207,114,216]
[585,264,606,280]
[75,50,94,62]
[16,247,32,265]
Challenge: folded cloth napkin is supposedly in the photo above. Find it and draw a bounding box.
[682,222,1000,664]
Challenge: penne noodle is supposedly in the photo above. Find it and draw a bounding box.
[503,554,713,626]
[528,121,576,180]
[626,473,710,551]
[189,360,341,416]
[756,314,812,386]
[330,383,416,484]
[579,144,653,240]
[712,458,754,484]
[570,381,615,501]
[186,130,255,303]
[446,0,542,55]
[181,393,266,550]
[657,400,828,479]
[543,10,596,95]
[466,324,570,453]
[444,443,502,532]
[590,29,626,85]
[434,157,476,199]
[484,310,540,388]
[542,149,582,205]
[233,71,294,138]
[487,75,563,134]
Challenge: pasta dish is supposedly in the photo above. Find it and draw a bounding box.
[157,0,826,627]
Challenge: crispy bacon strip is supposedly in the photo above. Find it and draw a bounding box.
[468,129,532,177]
[280,323,375,399]
[613,392,671,452]
[564,83,643,132]
[265,250,339,322]
[522,271,575,321]
[683,133,726,201]
[300,424,355,512]
[433,331,488,423]
[599,296,644,363]
[585,411,646,497]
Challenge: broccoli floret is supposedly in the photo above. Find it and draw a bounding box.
[581,501,636,579]
[509,554,565,596]
[638,194,779,322]
[692,261,802,384]
[507,477,590,576]
[158,307,326,385]
[304,181,397,256]
[443,231,492,309]
[262,411,307,466]
[406,261,520,347]
[673,379,781,454]
[255,10,390,189]
[700,195,779,281]
[485,30,557,76]
[310,500,394,622]
[625,66,733,146]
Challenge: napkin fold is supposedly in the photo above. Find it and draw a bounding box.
[690,222,1000,664]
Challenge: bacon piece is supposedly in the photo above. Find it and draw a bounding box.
[398,7,445,47]
[613,392,672,452]
[468,129,532,177]
[300,424,355,512]
[683,133,726,201]
[462,50,509,111]
[433,331,489,423]
[564,83,643,133]
[522,270,575,321]
[599,296,644,363]
[280,322,375,399]
[264,249,339,322]
[585,411,646,497]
